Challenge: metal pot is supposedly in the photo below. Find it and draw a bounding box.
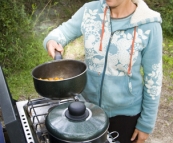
[32,52,87,99]
[45,101,109,143]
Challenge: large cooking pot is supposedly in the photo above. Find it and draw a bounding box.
[45,101,109,143]
[32,52,87,99]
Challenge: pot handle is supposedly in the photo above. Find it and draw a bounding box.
[108,131,119,142]
[54,51,62,60]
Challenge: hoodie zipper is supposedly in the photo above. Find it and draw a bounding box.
[99,33,113,106]
[99,27,136,106]
[98,5,137,106]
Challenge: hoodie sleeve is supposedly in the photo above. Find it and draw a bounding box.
[136,22,163,133]
[43,4,85,49]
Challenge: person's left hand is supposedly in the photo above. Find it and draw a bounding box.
[131,129,149,143]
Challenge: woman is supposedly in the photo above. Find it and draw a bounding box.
[43,0,163,142]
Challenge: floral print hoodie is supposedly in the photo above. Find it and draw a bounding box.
[43,0,163,134]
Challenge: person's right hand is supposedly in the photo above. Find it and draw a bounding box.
[46,40,64,59]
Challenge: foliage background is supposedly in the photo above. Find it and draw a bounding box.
[0,0,173,99]
[145,0,173,38]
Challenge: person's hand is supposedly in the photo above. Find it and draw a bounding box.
[46,40,64,59]
[131,129,149,143]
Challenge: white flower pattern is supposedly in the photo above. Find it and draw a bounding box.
[48,29,67,45]
[145,61,162,100]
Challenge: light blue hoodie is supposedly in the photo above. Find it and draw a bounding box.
[43,0,163,134]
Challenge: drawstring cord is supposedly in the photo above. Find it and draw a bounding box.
[99,7,137,75]
[127,26,137,75]
[99,6,108,51]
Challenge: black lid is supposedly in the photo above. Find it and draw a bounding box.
[45,101,109,142]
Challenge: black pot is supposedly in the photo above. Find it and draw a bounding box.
[32,59,87,99]
[45,101,109,143]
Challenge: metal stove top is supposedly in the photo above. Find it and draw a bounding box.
[16,95,117,143]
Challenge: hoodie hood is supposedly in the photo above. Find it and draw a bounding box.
[100,0,162,26]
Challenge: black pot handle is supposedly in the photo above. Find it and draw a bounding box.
[54,51,62,60]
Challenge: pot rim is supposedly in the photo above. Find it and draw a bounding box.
[32,59,87,82]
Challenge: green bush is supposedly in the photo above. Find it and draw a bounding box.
[0,0,33,75]
[145,0,173,38]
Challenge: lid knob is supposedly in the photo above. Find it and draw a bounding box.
[65,102,89,121]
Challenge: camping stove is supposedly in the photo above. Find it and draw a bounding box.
[0,66,119,143]
[16,95,117,143]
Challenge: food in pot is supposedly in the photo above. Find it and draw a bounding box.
[39,77,63,81]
